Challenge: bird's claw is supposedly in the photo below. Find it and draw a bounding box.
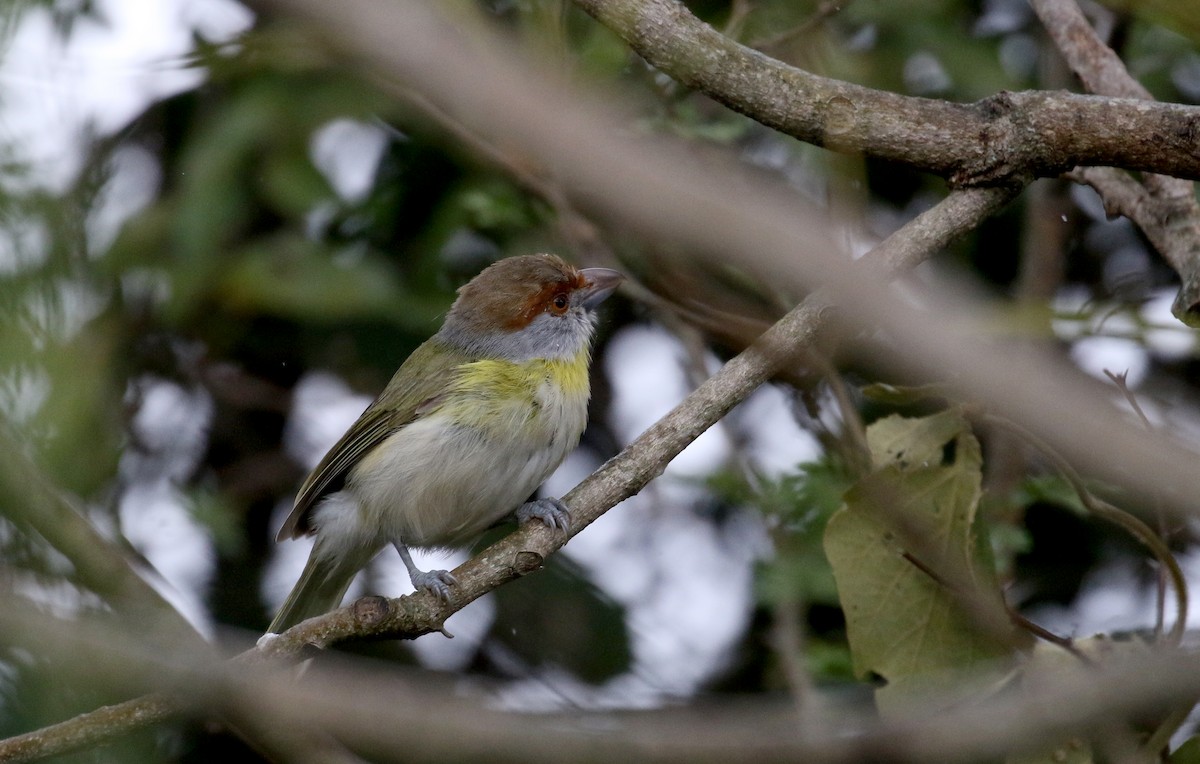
[516,497,571,532]
[411,569,457,602]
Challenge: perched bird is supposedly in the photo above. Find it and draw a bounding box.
[268,254,622,633]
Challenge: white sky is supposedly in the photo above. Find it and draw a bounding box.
[0,0,252,190]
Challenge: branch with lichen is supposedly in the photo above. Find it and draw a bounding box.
[569,0,1200,185]
[572,0,1200,322]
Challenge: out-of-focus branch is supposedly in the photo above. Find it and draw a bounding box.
[0,427,202,648]
[1029,0,1150,100]
[1068,164,1200,323]
[8,595,1200,764]
[12,0,1200,756]
[1031,0,1200,324]
[567,0,1200,184]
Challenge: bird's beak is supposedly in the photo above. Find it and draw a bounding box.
[578,267,624,310]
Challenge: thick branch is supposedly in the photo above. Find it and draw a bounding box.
[570,0,1200,184]
[11,0,1200,756]
[253,0,1200,544]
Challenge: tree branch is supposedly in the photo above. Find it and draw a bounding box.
[11,0,1200,757]
[568,0,1200,184]
[0,694,176,764]
[8,594,1200,764]
[0,190,1020,764]
[263,185,1019,652]
[1030,0,1200,324]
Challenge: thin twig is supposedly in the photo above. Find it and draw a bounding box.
[1102,367,1172,641]
[981,414,1188,647]
[753,0,849,52]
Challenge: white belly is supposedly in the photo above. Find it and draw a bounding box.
[318,381,587,551]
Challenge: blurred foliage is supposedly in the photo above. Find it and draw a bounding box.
[708,455,856,683]
[488,553,633,683]
[1101,0,1200,44]
[0,0,1196,760]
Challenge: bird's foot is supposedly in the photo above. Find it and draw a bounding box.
[515,497,571,532]
[394,541,457,601]
[410,568,457,602]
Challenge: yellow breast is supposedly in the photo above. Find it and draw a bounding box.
[441,351,591,440]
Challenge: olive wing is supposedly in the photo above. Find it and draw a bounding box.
[276,340,469,541]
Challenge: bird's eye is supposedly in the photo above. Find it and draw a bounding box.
[550,293,570,313]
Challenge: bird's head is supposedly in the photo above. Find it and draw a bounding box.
[438,254,623,361]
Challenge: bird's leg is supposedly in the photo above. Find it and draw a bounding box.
[393,541,456,601]
[514,497,571,532]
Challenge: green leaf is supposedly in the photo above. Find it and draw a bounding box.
[1099,0,1200,43]
[866,409,966,468]
[1172,736,1200,763]
[706,456,854,608]
[1015,474,1088,516]
[217,236,415,323]
[824,411,1015,716]
[259,148,334,217]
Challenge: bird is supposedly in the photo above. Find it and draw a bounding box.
[267,254,622,634]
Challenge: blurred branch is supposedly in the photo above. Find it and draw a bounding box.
[0,427,202,647]
[568,0,1200,184]
[254,0,1200,538]
[982,414,1188,647]
[9,593,1200,764]
[13,0,1200,757]
[395,88,610,265]
[1067,165,1200,323]
[0,692,176,764]
[1031,0,1200,325]
[1103,368,1173,641]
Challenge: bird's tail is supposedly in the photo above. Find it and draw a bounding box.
[267,546,366,634]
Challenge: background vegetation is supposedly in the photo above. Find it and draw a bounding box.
[1,0,1199,761]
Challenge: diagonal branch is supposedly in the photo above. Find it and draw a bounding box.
[11,0,1200,757]
[0,185,1020,763]
[1031,0,1200,324]
[0,427,203,648]
[264,185,1020,651]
